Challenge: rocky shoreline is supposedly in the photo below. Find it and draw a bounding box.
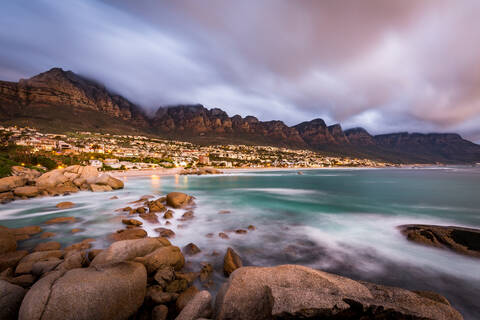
[0,165,124,204]
[0,189,469,319]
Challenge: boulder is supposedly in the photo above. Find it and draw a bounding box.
[139,212,159,223]
[183,243,201,256]
[146,285,179,304]
[399,224,480,258]
[177,291,212,320]
[0,250,28,271]
[15,250,63,274]
[34,241,61,252]
[155,227,175,238]
[13,186,40,197]
[176,286,199,311]
[19,261,146,320]
[56,201,75,209]
[163,210,174,219]
[0,226,17,254]
[35,169,68,189]
[0,191,14,203]
[181,210,195,220]
[89,184,113,192]
[148,199,166,212]
[109,228,147,241]
[223,247,242,276]
[8,274,36,287]
[91,237,170,266]
[11,166,42,180]
[0,176,27,192]
[214,265,463,320]
[44,184,79,196]
[95,174,124,189]
[13,225,42,236]
[165,279,188,293]
[152,305,168,320]
[219,232,229,239]
[64,238,94,251]
[0,280,26,320]
[166,192,193,208]
[31,258,63,276]
[122,219,143,226]
[134,245,185,273]
[154,266,175,288]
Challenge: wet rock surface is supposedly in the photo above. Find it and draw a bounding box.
[399,224,480,258]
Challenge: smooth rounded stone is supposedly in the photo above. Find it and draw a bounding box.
[146,285,179,304]
[176,290,212,320]
[218,232,229,239]
[96,174,124,190]
[181,211,194,220]
[110,195,119,200]
[134,245,185,273]
[214,265,463,320]
[34,241,61,252]
[13,225,42,236]
[200,263,213,282]
[31,258,63,276]
[166,192,193,208]
[91,237,170,266]
[135,207,146,214]
[19,261,147,320]
[154,266,175,288]
[139,212,159,223]
[15,250,64,274]
[399,224,480,258]
[7,274,36,287]
[223,247,243,277]
[64,238,94,251]
[155,227,176,238]
[0,250,28,271]
[55,201,75,209]
[152,305,169,320]
[122,218,143,226]
[0,279,26,320]
[182,243,201,256]
[55,251,88,271]
[0,175,28,192]
[235,229,247,234]
[175,272,199,285]
[163,210,174,219]
[35,169,68,189]
[44,216,76,224]
[40,231,56,239]
[109,228,148,241]
[13,186,40,197]
[89,183,113,192]
[176,286,199,311]
[0,191,14,203]
[78,165,98,179]
[0,226,17,254]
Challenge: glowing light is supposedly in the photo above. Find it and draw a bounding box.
[57,165,64,169]
[151,174,160,188]
[21,163,25,166]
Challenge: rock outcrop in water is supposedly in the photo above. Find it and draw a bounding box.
[399,224,480,258]
[0,165,124,203]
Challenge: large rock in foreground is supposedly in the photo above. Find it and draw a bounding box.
[399,224,480,258]
[0,280,26,320]
[19,261,147,320]
[214,265,462,320]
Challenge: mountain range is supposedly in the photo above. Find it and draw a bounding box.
[1,67,479,164]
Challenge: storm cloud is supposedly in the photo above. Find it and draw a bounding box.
[1,0,480,142]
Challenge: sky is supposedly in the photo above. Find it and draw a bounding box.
[1,1,480,142]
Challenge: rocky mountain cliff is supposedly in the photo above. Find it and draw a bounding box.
[1,68,480,163]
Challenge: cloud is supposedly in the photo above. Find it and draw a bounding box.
[1,0,480,142]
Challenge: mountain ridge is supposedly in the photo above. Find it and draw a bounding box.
[1,67,479,163]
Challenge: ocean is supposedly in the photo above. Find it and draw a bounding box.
[1,167,479,318]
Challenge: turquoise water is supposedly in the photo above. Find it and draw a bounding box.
[1,167,480,318]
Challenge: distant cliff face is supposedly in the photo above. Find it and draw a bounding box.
[0,68,148,126]
[1,68,480,163]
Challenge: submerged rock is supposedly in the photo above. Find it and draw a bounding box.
[399,224,480,258]
[182,243,201,256]
[214,265,463,320]
[44,216,76,224]
[55,201,75,209]
[155,227,175,238]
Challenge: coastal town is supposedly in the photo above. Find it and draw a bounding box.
[0,125,392,173]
